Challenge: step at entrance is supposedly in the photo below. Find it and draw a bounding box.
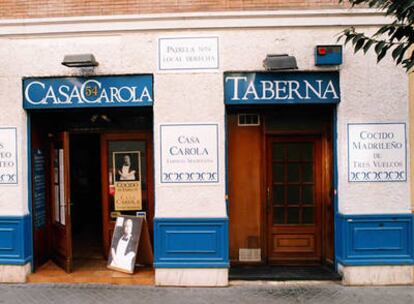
[229,266,342,281]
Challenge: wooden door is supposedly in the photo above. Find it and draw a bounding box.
[50,132,73,272]
[267,136,322,264]
[31,123,51,269]
[100,132,154,258]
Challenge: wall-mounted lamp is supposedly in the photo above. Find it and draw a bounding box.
[263,54,298,71]
[61,54,99,68]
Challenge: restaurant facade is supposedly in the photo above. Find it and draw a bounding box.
[0,2,413,286]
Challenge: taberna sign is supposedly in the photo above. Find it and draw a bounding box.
[23,75,153,109]
[224,71,340,105]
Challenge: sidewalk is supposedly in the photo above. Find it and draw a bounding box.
[1,281,414,304]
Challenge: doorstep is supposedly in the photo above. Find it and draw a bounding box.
[27,260,154,285]
[229,266,342,281]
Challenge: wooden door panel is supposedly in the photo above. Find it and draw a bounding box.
[272,234,315,253]
[267,136,322,264]
[31,124,52,270]
[227,114,263,263]
[50,132,72,273]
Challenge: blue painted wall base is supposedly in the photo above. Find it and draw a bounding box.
[0,215,32,265]
[336,213,414,266]
[154,218,229,268]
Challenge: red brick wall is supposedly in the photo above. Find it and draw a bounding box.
[0,1,344,20]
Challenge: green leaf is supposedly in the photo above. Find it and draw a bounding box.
[363,39,375,54]
[375,41,387,55]
[345,34,354,45]
[354,38,365,53]
[352,33,364,46]
[377,48,387,63]
[392,43,405,60]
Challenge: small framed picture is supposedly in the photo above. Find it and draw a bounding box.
[107,216,141,274]
[113,151,141,182]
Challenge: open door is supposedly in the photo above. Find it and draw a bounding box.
[50,132,73,273]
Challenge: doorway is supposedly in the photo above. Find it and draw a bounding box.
[30,108,154,279]
[227,105,336,279]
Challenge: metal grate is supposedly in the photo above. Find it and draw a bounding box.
[238,113,260,126]
[239,248,261,262]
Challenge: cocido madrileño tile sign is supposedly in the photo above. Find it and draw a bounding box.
[348,123,407,182]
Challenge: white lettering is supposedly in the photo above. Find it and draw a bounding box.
[304,80,323,99]
[260,81,275,100]
[45,86,58,104]
[242,81,259,100]
[226,76,247,100]
[322,80,339,99]
[140,87,152,102]
[80,80,101,103]
[25,81,47,105]
[288,80,303,100]
[274,81,288,100]
[57,85,71,104]
[68,86,82,103]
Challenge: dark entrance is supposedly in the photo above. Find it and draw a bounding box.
[70,134,102,263]
[30,108,154,273]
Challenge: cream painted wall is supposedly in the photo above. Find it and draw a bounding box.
[0,24,409,218]
[337,46,409,214]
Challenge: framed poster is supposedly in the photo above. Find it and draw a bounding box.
[113,151,142,210]
[348,123,407,182]
[107,216,141,274]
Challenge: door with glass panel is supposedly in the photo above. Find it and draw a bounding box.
[267,136,322,264]
[50,131,73,272]
[100,132,153,257]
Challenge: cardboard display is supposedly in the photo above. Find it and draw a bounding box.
[107,215,153,274]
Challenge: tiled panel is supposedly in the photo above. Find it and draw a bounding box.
[0,215,32,265]
[154,218,229,268]
[336,214,414,266]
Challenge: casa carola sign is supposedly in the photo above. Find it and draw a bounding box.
[23,75,153,109]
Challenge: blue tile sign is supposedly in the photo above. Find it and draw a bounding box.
[23,75,153,109]
[224,71,340,105]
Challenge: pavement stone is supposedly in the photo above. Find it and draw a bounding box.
[0,282,413,304]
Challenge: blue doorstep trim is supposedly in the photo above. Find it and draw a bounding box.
[154,218,229,268]
[336,213,414,266]
[0,215,32,265]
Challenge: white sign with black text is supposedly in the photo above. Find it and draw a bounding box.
[158,36,219,71]
[348,123,407,182]
[160,124,219,184]
[0,128,17,184]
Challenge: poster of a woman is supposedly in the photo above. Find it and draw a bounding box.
[113,151,140,182]
[107,216,141,273]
